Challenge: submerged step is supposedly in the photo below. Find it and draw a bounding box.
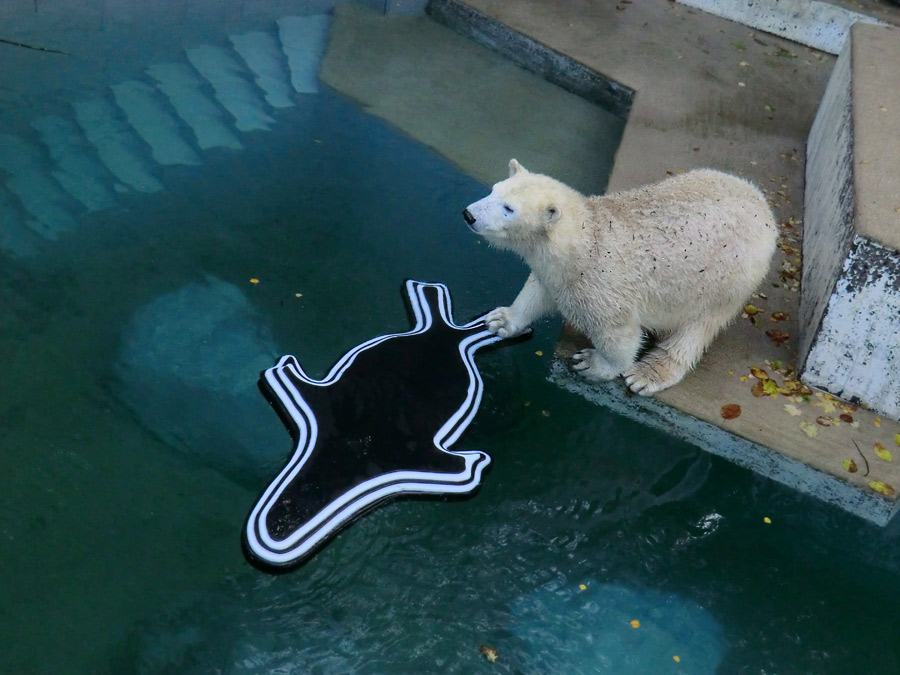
[72,97,164,194]
[146,62,243,151]
[230,31,295,109]
[186,45,276,132]
[111,80,203,167]
[0,133,79,239]
[31,115,117,212]
[0,185,41,257]
[277,15,331,95]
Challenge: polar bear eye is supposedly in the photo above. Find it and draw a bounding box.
[503,204,515,215]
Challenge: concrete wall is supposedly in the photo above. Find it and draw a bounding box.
[800,22,900,419]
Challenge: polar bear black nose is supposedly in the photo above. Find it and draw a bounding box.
[462,209,476,226]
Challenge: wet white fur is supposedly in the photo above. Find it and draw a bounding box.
[465,160,777,395]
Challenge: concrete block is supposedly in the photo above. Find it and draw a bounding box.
[801,22,900,420]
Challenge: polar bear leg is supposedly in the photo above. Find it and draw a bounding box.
[624,315,728,395]
[572,323,643,381]
[485,273,555,338]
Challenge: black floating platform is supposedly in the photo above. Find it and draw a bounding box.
[243,280,527,571]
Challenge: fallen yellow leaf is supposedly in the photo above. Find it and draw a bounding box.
[763,517,772,524]
[869,481,896,497]
[843,459,858,473]
[874,443,893,462]
[875,417,882,428]
[629,620,640,628]
[249,278,260,284]
[673,655,681,663]
[895,433,900,447]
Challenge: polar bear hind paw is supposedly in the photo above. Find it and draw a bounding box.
[624,348,689,395]
[572,348,621,381]
[485,307,528,338]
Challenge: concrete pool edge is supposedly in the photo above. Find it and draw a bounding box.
[428,0,900,524]
[549,361,897,526]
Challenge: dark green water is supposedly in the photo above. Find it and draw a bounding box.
[3,24,900,675]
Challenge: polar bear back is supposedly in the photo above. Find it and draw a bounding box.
[563,169,777,329]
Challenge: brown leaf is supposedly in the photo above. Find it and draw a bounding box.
[816,415,834,427]
[843,459,858,473]
[751,380,766,397]
[770,311,790,322]
[721,404,742,420]
[750,366,769,380]
[839,413,854,423]
[766,329,790,346]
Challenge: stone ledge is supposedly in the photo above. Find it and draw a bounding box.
[426,0,634,120]
[800,22,900,420]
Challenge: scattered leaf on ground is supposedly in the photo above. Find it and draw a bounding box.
[840,413,854,423]
[249,278,260,284]
[763,517,772,524]
[895,433,900,447]
[816,416,834,427]
[875,443,893,462]
[875,417,883,427]
[673,655,681,662]
[629,620,641,628]
[770,311,790,322]
[535,350,544,356]
[799,420,818,438]
[869,481,896,497]
[745,304,763,316]
[751,380,766,397]
[721,404,742,420]
[750,366,769,380]
[766,329,790,346]
[784,404,802,416]
[843,459,858,473]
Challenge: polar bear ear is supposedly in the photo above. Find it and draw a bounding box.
[546,204,561,226]
[508,159,528,177]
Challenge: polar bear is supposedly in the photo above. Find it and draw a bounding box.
[462,160,777,395]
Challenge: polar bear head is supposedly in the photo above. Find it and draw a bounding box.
[463,160,577,252]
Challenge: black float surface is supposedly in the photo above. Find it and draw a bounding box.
[243,280,523,571]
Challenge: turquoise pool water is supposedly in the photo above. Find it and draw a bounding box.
[3,4,900,675]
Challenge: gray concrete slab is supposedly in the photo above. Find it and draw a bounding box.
[319,3,625,195]
[432,0,900,523]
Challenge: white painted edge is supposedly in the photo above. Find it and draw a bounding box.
[677,0,886,54]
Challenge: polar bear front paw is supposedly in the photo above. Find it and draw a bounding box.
[571,348,621,381]
[623,348,689,395]
[485,307,528,338]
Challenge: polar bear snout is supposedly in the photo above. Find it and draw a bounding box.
[462,208,477,227]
